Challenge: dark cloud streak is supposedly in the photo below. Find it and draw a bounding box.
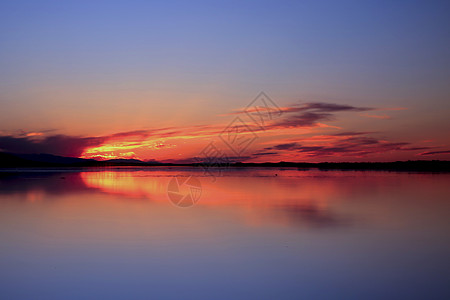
[420,150,450,156]
[266,102,374,130]
[254,132,437,159]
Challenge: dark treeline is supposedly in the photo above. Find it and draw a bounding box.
[230,161,450,172]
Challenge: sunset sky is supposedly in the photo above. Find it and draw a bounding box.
[1,0,449,162]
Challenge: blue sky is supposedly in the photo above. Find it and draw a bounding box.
[1,0,449,161]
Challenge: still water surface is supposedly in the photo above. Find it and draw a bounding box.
[0,168,449,299]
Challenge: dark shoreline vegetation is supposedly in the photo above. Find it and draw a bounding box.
[1,152,449,172]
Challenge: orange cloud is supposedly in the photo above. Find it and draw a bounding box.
[1,102,433,162]
[25,132,44,137]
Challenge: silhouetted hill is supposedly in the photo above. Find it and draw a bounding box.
[0,152,160,167]
[0,152,99,167]
[103,158,154,165]
[104,158,143,163]
[0,152,53,167]
[16,153,94,165]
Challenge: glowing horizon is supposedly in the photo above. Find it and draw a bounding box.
[1,1,449,162]
[1,98,448,163]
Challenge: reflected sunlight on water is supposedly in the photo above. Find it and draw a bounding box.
[0,168,449,299]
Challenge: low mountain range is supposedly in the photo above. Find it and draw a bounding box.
[0,152,161,167]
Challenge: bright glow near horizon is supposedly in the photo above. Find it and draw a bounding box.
[1,0,449,162]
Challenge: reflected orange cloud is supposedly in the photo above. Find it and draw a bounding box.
[26,190,45,202]
[80,171,166,199]
[78,169,364,228]
[80,170,335,207]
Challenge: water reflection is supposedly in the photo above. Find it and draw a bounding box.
[0,168,449,299]
[0,169,355,228]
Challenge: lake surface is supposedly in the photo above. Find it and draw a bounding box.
[0,168,449,299]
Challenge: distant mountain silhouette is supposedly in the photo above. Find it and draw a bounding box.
[16,153,94,165]
[0,151,449,172]
[0,152,98,167]
[0,152,161,167]
[0,152,48,167]
[104,158,149,164]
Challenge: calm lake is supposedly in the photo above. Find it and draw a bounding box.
[0,168,449,299]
